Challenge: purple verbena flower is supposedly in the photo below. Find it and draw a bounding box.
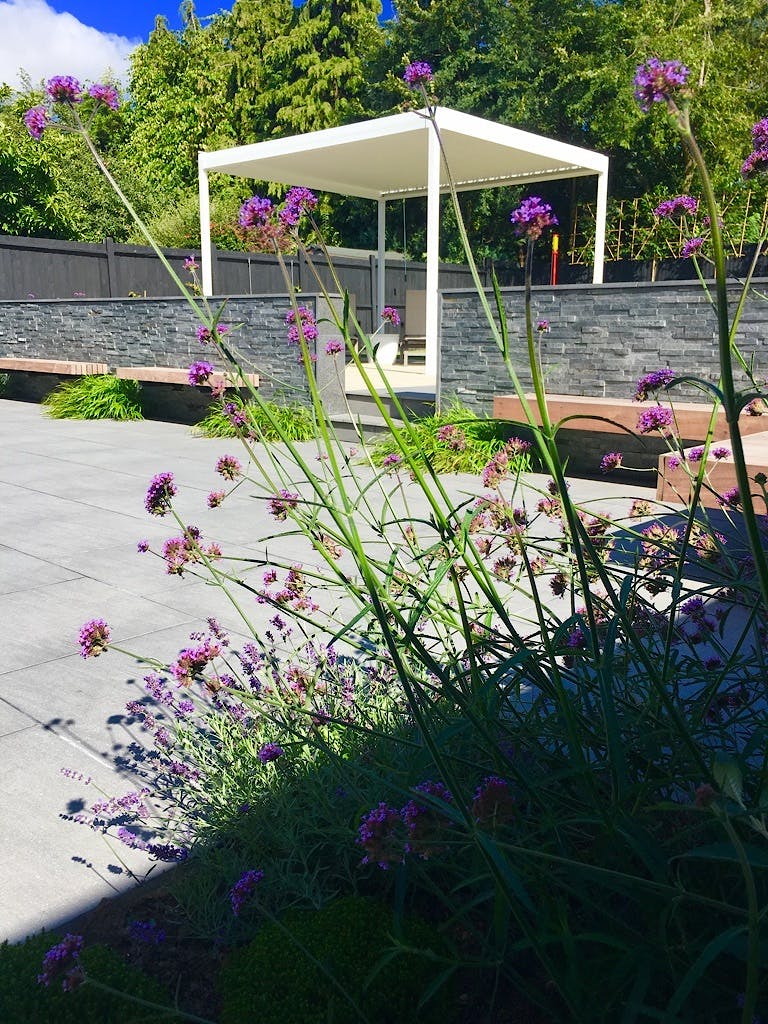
[145,471,177,516]
[510,196,558,240]
[46,75,81,103]
[196,323,229,344]
[637,406,674,435]
[718,487,740,507]
[653,195,698,219]
[23,105,49,139]
[712,446,730,459]
[257,742,284,764]
[681,237,704,259]
[216,454,242,480]
[403,61,434,88]
[751,118,768,150]
[188,360,215,386]
[184,256,199,271]
[600,451,622,474]
[88,83,119,110]
[687,446,705,463]
[37,933,84,989]
[382,453,402,470]
[146,842,188,862]
[278,186,318,227]
[239,195,273,228]
[566,626,586,649]
[633,368,676,401]
[472,776,515,826]
[137,539,149,553]
[357,802,404,869]
[633,58,690,112]
[230,868,264,915]
[266,489,299,520]
[741,150,768,180]
[207,490,225,509]
[78,618,111,658]
[536,319,550,333]
[436,423,467,451]
[381,306,401,326]
[285,306,318,344]
[325,338,344,355]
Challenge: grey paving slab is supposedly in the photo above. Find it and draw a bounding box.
[0,399,660,946]
[0,726,152,943]
[0,544,81,595]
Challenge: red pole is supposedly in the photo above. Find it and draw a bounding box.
[550,232,559,285]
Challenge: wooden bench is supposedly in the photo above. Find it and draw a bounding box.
[493,393,768,441]
[114,366,259,388]
[0,357,109,375]
[657,431,768,508]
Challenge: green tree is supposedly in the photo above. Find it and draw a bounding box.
[123,1,236,214]
[230,0,383,140]
[0,82,131,240]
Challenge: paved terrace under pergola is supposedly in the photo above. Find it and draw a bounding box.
[198,106,609,382]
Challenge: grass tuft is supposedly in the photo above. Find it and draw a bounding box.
[194,394,316,442]
[42,375,144,421]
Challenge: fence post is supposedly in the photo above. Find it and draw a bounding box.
[104,237,117,297]
[210,243,219,295]
[369,254,377,333]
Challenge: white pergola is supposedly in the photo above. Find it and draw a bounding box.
[198,106,609,376]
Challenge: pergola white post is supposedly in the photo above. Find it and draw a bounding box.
[593,169,608,285]
[377,199,386,319]
[198,164,213,296]
[425,124,441,378]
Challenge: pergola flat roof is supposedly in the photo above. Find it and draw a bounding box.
[198,106,608,201]
[198,106,609,378]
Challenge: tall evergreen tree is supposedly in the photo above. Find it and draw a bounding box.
[230,0,384,140]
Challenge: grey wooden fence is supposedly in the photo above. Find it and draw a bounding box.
[0,235,487,333]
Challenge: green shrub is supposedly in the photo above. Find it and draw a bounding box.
[220,895,457,1024]
[194,393,316,441]
[0,932,171,1023]
[370,398,531,475]
[43,375,144,420]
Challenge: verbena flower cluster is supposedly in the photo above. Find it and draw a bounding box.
[230,868,264,916]
[634,367,676,401]
[510,196,558,241]
[23,76,119,139]
[633,58,690,112]
[37,933,85,991]
[653,195,698,219]
[145,471,177,516]
[403,61,434,88]
[78,618,111,658]
[741,116,768,179]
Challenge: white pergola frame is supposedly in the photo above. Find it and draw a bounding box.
[198,106,609,376]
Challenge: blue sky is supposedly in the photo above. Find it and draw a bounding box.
[0,0,396,91]
[47,0,396,40]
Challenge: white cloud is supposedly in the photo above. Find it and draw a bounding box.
[0,0,139,90]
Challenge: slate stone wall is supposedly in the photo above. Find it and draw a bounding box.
[438,278,768,413]
[0,294,345,414]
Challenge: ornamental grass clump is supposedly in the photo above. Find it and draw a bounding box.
[43,375,144,420]
[33,63,768,1022]
[370,398,533,475]
[193,393,316,441]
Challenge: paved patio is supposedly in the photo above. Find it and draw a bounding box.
[0,398,655,943]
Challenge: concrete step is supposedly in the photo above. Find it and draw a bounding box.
[345,389,436,420]
[329,412,404,444]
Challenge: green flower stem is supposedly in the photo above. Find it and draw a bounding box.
[73,110,210,327]
[677,117,768,608]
